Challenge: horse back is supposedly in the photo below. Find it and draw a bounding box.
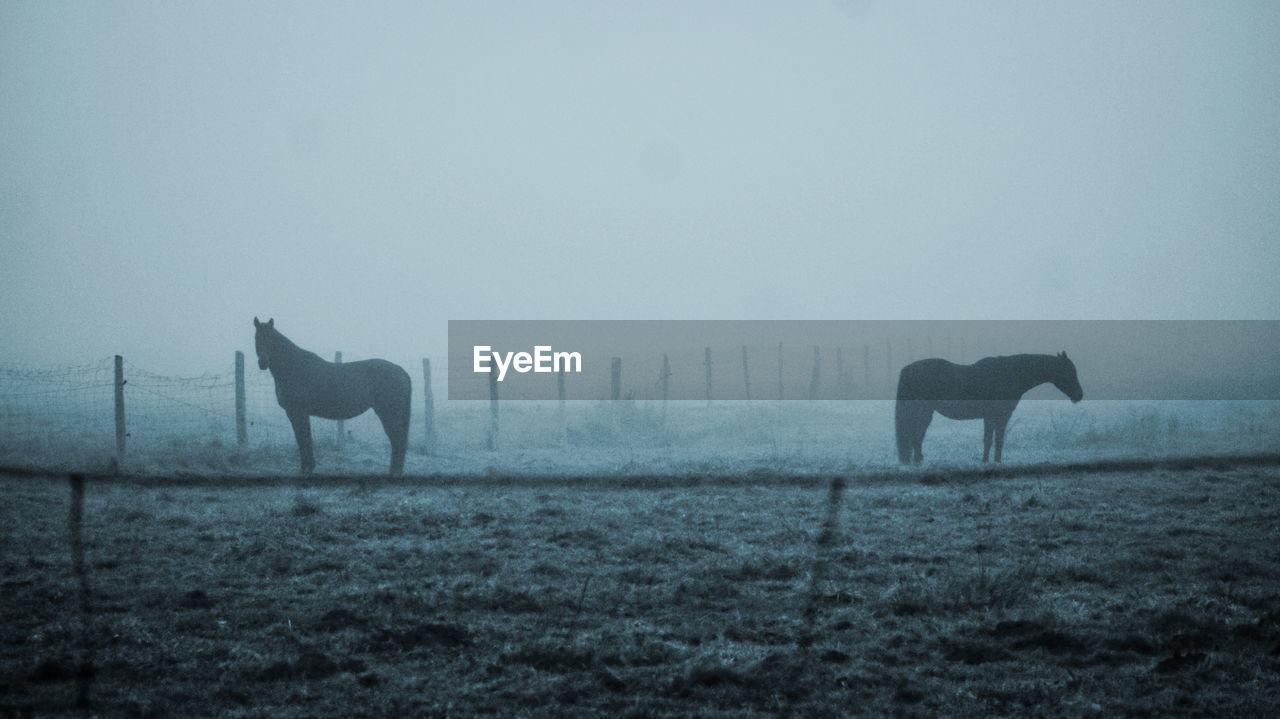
[898,357,1023,419]
[274,357,409,419]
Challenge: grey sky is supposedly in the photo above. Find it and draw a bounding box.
[2,1,1278,373]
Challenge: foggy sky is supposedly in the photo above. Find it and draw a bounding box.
[3,2,1278,374]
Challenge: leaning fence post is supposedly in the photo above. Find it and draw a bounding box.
[741,345,751,400]
[235,351,247,446]
[487,366,499,451]
[114,355,125,468]
[610,357,622,401]
[334,352,344,451]
[422,358,436,455]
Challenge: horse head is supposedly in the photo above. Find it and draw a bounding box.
[1055,351,1083,403]
[253,317,276,370]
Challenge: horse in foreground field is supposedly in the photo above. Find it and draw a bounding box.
[254,317,411,475]
[895,352,1082,465]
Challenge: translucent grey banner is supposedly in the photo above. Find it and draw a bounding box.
[447,321,1280,401]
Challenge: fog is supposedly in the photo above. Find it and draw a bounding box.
[3,2,1279,375]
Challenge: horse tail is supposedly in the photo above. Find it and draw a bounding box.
[894,365,915,465]
[373,362,412,476]
[895,395,911,465]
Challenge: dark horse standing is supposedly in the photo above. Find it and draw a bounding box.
[254,318,411,475]
[896,352,1082,465]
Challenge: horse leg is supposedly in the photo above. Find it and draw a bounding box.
[895,398,913,465]
[895,400,931,465]
[993,415,1010,463]
[374,401,410,477]
[911,408,932,466]
[287,409,315,474]
[982,419,994,462]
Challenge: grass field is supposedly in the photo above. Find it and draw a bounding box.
[3,461,1279,717]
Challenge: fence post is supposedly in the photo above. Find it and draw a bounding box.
[741,345,751,400]
[235,351,247,446]
[611,357,622,401]
[885,339,893,398]
[864,345,870,400]
[809,345,821,400]
[557,367,567,445]
[114,355,125,467]
[334,352,344,451]
[777,341,784,400]
[487,366,499,451]
[704,347,713,406]
[660,354,670,426]
[422,359,436,455]
[836,346,846,399]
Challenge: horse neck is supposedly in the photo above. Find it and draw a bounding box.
[1013,354,1062,394]
[267,332,309,375]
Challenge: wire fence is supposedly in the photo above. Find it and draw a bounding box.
[0,355,393,472]
[4,350,1280,477]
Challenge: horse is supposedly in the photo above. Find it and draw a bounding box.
[253,317,411,476]
[895,352,1082,465]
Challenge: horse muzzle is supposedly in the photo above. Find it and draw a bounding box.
[258,358,269,370]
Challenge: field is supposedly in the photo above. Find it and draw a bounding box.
[3,458,1279,717]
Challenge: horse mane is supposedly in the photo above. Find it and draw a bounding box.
[265,325,303,354]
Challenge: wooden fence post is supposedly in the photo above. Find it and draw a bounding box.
[235,351,247,446]
[864,345,870,400]
[809,345,821,400]
[704,347,712,406]
[777,341,784,400]
[422,358,436,455]
[885,339,893,398]
[741,345,751,400]
[334,351,344,450]
[660,354,671,426]
[836,346,847,400]
[611,357,622,401]
[557,367,567,445]
[114,355,125,467]
[487,366,499,451]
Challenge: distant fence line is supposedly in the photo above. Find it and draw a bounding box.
[475,337,988,407]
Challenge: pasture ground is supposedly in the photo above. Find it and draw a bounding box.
[2,464,1279,717]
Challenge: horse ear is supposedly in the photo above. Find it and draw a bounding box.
[254,317,260,328]
[268,318,274,328]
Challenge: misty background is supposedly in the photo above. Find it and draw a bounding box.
[3,2,1279,376]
